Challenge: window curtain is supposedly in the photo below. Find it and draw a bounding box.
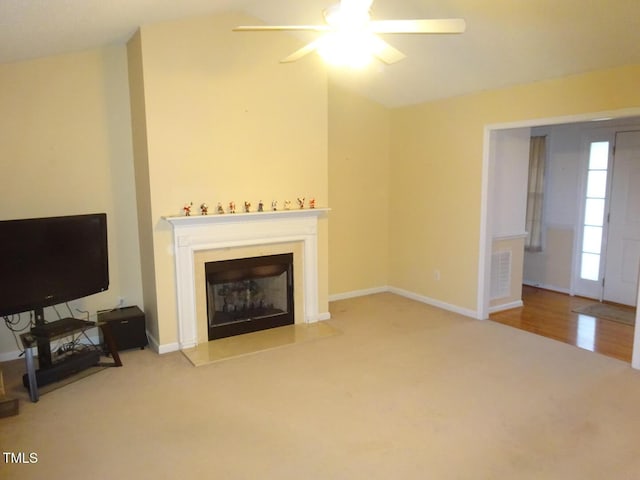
[525,136,546,252]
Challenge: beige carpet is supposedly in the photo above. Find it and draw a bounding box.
[2,293,640,479]
[572,302,636,326]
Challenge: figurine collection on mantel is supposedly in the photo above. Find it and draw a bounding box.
[182,197,316,216]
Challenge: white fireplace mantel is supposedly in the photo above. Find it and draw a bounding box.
[164,208,329,349]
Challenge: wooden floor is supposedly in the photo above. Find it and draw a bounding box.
[490,285,636,363]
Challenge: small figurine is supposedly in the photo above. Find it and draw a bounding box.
[271,200,278,211]
[229,201,236,214]
[217,202,225,214]
[244,201,251,213]
[297,197,305,209]
[284,200,291,210]
[200,203,209,215]
[309,198,316,209]
[183,202,193,216]
[258,200,264,212]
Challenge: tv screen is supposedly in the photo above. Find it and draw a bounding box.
[0,213,109,318]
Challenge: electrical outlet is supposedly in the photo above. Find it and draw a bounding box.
[117,296,125,308]
[434,269,441,281]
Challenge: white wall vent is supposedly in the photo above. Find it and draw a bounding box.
[490,250,512,300]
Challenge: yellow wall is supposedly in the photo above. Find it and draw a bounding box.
[128,12,329,348]
[328,84,390,295]
[0,47,142,356]
[524,227,574,291]
[127,32,161,343]
[390,64,640,312]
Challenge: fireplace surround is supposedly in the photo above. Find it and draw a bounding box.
[164,208,328,349]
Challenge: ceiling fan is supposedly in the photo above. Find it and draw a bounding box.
[233,0,466,66]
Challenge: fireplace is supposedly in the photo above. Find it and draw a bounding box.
[164,208,328,350]
[205,253,294,340]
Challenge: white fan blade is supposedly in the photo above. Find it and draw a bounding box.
[280,39,323,63]
[369,36,406,64]
[370,18,466,34]
[233,25,330,32]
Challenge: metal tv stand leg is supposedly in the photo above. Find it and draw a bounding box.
[21,335,39,402]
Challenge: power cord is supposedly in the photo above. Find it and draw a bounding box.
[3,312,33,354]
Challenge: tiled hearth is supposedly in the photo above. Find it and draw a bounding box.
[179,321,340,366]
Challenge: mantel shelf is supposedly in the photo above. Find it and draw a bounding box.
[163,207,330,227]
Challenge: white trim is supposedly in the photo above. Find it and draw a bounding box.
[329,286,389,302]
[145,331,159,352]
[522,280,572,295]
[488,300,524,313]
[164,207,330,226]
[484,108,640,132]
[493,232,528,241]
[164,209,329,350]
[157,342,180,355]
[477,127,494,320]
[389,286,478,319]
[146,331,180,354]
[330,285,479,319]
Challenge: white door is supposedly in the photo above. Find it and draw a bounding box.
[603,130,640,306]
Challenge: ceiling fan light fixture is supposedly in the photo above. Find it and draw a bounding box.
[316,30,375,68]
[233,1,465,66]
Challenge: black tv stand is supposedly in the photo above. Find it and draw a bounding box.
[21,349,102,390]
[20,317,122,402]
[30,317,95,368]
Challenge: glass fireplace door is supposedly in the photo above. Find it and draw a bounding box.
[205,253,294,340]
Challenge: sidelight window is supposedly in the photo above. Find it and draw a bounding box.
[579,141,609,281]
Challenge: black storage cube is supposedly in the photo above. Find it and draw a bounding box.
[98,306,147,351]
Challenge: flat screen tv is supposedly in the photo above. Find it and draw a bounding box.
[0,213,109,323]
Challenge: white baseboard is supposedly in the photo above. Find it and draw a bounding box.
[146,332,159,352]
[523,280,571,295]
[489,300,524,313]
[148,331,180,355]
[388,286,479,319]
[157,343,180,354]
[329,285,480,319]
[329,286,390,302]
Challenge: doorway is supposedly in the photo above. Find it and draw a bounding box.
[479,110,640,367]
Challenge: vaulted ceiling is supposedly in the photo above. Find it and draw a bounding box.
[2,0,639,107]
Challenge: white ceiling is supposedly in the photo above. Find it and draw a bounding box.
[2,0,640,107]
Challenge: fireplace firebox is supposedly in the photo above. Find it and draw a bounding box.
[205,253,294,340]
